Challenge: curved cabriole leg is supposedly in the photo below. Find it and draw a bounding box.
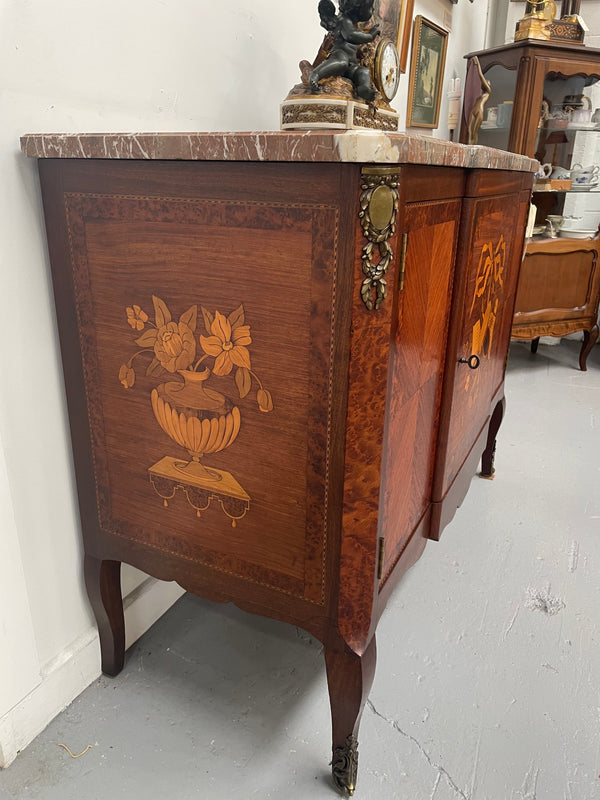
[325,636,377,796]
[579,325,598,371]
[84,556,125,677]
[481,397,506,479]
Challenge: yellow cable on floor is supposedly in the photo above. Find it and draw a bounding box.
[58,743,93,758]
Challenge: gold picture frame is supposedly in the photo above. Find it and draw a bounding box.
[406,16,448,129]
[374,0,415,73]
[398,0,415,73]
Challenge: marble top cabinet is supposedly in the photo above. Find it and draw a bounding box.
[21,131,535,795]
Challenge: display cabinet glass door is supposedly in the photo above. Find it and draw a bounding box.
[475,64,517,153]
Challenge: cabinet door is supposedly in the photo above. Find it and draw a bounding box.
[432,174,530,528]
[378,197,461,582]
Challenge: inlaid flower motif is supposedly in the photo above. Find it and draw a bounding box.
[154,321,196,372]
[120,298,272,426]
[257,388,273,413]
[126,305,148,331]
[119,294,274,527]
[119,364,135,388]
[200,310,252,376]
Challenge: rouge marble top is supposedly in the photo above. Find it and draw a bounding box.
[20,131,538,173]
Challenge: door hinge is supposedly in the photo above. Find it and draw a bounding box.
[398,233,408,291]
[377,537,386,580]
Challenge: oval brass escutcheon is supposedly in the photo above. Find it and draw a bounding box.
[369,184,395,230]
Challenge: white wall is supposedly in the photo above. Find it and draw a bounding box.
[406,0,491,135]
[0,0,497,768]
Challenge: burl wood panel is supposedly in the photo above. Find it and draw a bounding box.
[379,199,461,581]
[336,169,400,654]
[42,160,352,609]
[434,189,529,500]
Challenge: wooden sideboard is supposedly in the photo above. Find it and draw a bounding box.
[512,232,600,369]
[21,131,535,795]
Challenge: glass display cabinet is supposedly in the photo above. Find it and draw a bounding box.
[461,40,600,369]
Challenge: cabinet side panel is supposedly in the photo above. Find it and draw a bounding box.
[39,160,347,612]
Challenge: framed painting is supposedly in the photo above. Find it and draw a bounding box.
[406,16,448,129]
[374,0,415,73]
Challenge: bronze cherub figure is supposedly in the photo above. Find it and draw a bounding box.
[308,0,380,102]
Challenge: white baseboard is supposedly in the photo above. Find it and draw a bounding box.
[0,578,184,768]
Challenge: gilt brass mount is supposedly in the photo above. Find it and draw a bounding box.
[331,735,359,795]
[359,168,400,311]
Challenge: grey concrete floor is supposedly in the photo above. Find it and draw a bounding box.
[1,340,599,800]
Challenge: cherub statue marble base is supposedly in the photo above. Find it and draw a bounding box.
[280,0,399,132]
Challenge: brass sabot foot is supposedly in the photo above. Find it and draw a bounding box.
[331,735,358,796]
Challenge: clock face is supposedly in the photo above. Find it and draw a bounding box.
[375,40,400,102]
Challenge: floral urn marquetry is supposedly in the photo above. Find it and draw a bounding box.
[119,295,273,526]
[151,368,242,481]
